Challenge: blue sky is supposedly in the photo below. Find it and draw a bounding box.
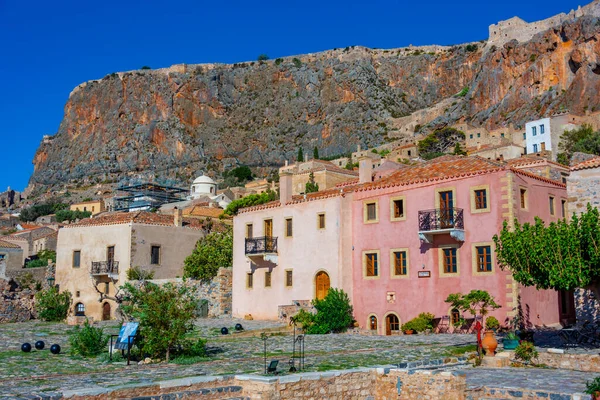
[0,0,583,192]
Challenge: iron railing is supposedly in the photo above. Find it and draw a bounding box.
[245,236,278,255]
[91,261,119,275]
[418,208,464,231]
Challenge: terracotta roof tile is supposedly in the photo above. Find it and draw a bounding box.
[571,156,600,171]
[64,211,205,230]
[506,155,569,170]
[0,240,22,249]
[183,205,229,219]
[5,226,57,241]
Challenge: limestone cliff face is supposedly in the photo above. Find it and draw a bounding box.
[28,15,600,192]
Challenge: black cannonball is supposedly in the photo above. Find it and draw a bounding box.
[50,344,61,354]
[35,341,45,350]
[221,327,229,335]
[235,323,243,331]
[21,343,32,353]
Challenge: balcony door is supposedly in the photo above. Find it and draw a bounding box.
[439,191,454,229]
[264,219,273,237]
[107,246,115,265]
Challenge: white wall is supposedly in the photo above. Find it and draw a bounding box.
[525,118,551,155]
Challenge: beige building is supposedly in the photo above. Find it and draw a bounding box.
[70,200,105,216]
[55,210,206,321]
[279,159,359,195]
[3,226,58,265]
[468,143,524,161]
[507,155,570,183]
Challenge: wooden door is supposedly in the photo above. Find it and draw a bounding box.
[107,246,115,263]
[558,290,576,326]
[264,219,273,237]
[315,271,330,300]
[385,316,391,335]
[102,302,111,321]
[386,314,399,335]
[439,191,454,228]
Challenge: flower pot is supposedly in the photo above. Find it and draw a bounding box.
[404,330,414,335]
[503,338,519,350]
[481,331,498,356]
[593,391,600,400]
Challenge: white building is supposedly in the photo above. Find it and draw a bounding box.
[525,115,578,160]
[189,174,231,208]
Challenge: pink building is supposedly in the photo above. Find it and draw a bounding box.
[352,156,570,334]
[232,155,572,331]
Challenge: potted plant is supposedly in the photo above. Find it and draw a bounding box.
[585,377,600,400]
[485,316,500,332]
[503,332,520,350]
[514,341,538,365]
[401,320,416,335]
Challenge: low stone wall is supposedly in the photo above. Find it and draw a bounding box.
[538,351,600,373]
[0,279,36,323]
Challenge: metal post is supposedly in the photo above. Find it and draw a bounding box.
[109,335,113,361]
[261,333,268,374]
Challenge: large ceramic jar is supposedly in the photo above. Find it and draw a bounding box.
[482,331,498,356]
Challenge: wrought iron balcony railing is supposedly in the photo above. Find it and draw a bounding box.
[91,261,119,275]
[418,208,464,231]
[245,236,278,255]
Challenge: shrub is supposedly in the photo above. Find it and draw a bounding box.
[402,313,435,333]
[274,58,283,65]
[35,287,72,321]
[292,58,302,68]
[69,320,109,357]
[485,316,500,331]
[126,266,155,280]
[292,309,316,331]
[141,66,151,70]
[585,377,600,396]
[465,44,478,52]
[304,289,353,334]
[456,87,469,97]
[222,190,278,217]
[26,249,56,268]
[257,54,269,61]
[56,209,92,222]
[176,338,207,357]
[514,341,538,364]
[183,227,233,281]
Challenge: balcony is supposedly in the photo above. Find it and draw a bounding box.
[245,236,278,268]
[91,261,120,278]
[418,208,465,243]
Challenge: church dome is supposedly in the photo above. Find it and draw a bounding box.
[193,175,216,185]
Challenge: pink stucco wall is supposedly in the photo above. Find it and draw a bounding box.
[351,170,567,333]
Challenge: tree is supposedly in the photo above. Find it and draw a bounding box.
[493,205,600,294]
[183,227,233,281]
[453,142,467,156]
[120,282,199,362]
[25,249,56,268]
[56,209,92,222]
[557,124,600,165]
[305,172,319,193]
[20,201,68,222]
[297,147,304,162]
[313,146,319,160]
[445,290,500,318]
[418,128,466,160]
[35,287,72,322]
[257,54,269,61]
[294,289,354,334]
[222,190,278,217]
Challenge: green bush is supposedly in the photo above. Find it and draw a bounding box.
[183,227,233,281]
[292,58,302,68]
[465,44,478,52]
[585,376,600,395]
[35,287,72,321]
[401,312,435,333]
[126,266,155,280]
[301,289,353,334]
[25,249,56,268]
[222,190,278,216]
[69,321,109,357]
[257,54,269,61]
[514,341,538,364]
[292,309,316,331]
[485,316,500,331]
[56,209,92,222]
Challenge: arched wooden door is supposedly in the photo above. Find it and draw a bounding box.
[315,271,330,300]
[102,302,111,321]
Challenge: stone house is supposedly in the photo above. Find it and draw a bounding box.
[2,226,58,266]
[507,156,571,183]
[0,239,24,277]
[55,210,207,321]
[279,159,359,195]
[468,143,524,161]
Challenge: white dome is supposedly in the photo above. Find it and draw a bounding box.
[193,175,216,185]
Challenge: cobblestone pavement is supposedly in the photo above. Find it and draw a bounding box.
[466,367,598,395]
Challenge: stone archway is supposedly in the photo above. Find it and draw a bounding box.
[315,271,330,300]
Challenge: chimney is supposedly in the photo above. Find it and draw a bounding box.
[285,160,289,166]
[357,144,362,152]
[359,157,373,184]
[279,172,293,204]
[174,207,183,227]
[304,153,308,162]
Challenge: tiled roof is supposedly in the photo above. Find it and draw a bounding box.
[63,211,205,230]
[0,240,22,249]
[184,205,229,219]
[5,226,57,241]
[506,155,569,170]
[296,165,359,177]
[571,156,600,171]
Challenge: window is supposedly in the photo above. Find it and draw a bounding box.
[92,206,95,212]
[76,290,80,297]
[469,134,473,139]
[501,133,505,138]
[369,315,378,331]
[318,213,326,229]
[285,270,293,287]
[365,202,377,222]
[477,133,481,138]
[285,218,293,237]
[0,254,4,260]
[104,282,110,294]
[541,142,546,151]
[540,124,545,134]
[549,196,555,216]
[150,245,160,265]
[520,188,528,209]
[442,248,457,273]
[451,309,461,325]
[246,224,253,238]
[561,199,566,218]
[476,246,492,272]
[523,132,526,140]
[474,189,487,210]
[532,126,537,136]
[392,251,407,276]
[365,252,379,277]
[246,272,253,289]
[83,207,87,212]
[265,271,272,287]
[72,250,81,268]
[533,144,539,152]
[393,199,404,219]
[75,303,85,316]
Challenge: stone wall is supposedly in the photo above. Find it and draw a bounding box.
[567,165,600,216]
[0,279,36,323]
[537,351,600,373]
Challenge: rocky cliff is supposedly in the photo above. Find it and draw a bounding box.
[28,10,600,193]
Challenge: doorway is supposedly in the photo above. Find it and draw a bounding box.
[102,302,111,321]
[439,190,454,228]
[558,290,576,326]
[315,271,330,300]
[264,219,273,237]
[385,314,400,336]
[107,246,115,265]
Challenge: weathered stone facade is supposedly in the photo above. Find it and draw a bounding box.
[0,279,36,323]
